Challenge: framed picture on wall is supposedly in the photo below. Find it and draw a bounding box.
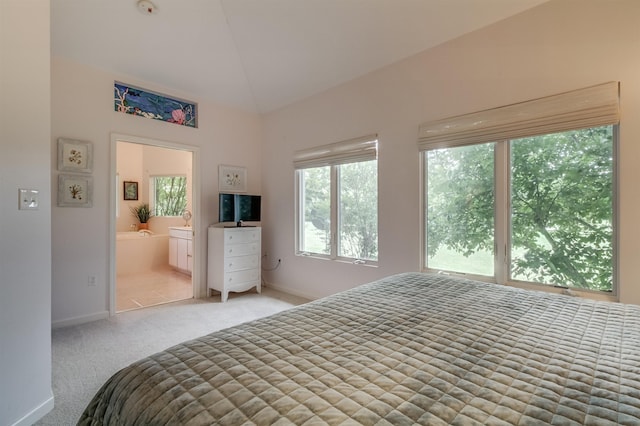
[123,181,138,200]
[218,165,247,192]
[57,138,93,173]
[57,174,93,208]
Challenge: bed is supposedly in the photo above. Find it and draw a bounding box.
[79,272,640,425]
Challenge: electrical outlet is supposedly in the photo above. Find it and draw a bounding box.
[88,276,97,286]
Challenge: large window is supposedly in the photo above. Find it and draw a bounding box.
[420,83,619,294]
[151,175,187,216]
[295,136,378,263]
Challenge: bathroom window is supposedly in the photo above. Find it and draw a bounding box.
[151,175,187,216]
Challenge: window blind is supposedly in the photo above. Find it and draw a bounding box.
[418,82,620,151]
[293,134,378,169]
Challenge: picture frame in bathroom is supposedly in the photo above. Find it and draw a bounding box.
[218,165,247,193]
[123,181,138,200]
[57,138,93,173]
[57,174,93,208]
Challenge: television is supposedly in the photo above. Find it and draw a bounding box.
[219,193,261,227]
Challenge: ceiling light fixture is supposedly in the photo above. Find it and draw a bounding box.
[137,0,157,15]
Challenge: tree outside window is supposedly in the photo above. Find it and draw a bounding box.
[425,125,614,292]
[153,176,187,216]
[298,160,378,262]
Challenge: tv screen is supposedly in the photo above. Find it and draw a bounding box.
[218,193,261,226]
[237,194,261,222]
[218,193,236,223]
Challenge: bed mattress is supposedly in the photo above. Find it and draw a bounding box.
[79,273,640,425]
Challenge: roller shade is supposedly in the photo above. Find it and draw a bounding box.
[418,82,620,151]
[294,134,378,169]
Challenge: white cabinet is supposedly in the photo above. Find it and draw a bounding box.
[208,226,261,302]
[169,227,193,275]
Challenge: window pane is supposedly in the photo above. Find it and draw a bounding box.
[154,176,187,216]
[338,160,378,261]
[510,126,613,291]
[300,167,331,255]
[426,144,495,276]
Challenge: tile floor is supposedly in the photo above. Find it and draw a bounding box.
[116,268,193,312]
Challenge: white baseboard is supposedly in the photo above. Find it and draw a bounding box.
[52,310,109,329]
[11,394,54,426]
[263,280,318,301]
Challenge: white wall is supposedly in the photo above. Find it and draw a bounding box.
[117,142,144,231]
[51,57,263,326]
[116,142,193,233]
[262,0,640,305]
[0,1,54,424]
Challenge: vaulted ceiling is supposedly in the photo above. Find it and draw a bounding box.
[51,0,548,113]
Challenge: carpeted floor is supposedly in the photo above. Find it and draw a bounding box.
[35,288,309,425]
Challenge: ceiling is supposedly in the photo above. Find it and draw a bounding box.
[51,0,548,114]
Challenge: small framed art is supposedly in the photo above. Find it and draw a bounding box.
[58,174,93,208]
[58,138,93,173]
[218,165,247,192]
[123,181,138,200]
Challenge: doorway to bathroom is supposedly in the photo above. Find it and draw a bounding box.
[110,134,198,313]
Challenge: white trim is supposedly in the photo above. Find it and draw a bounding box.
[262,280,318,301]
[10,395,54,426]
[109,133,202,317]
[52,310,109,329]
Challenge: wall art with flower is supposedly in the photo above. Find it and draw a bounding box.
[114,82,197,128]
[218,165,247,192]
[58,174,93,208]
[58,138,93,173]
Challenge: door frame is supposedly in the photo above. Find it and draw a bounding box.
[109,133,202,316]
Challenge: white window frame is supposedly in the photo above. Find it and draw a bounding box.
[294,135,378,265]
[418,82,620,297]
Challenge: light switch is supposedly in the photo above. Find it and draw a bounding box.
[18,189,39,210]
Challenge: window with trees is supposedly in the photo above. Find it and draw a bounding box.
[151,175,187,216]
[420,82,619,294]
[295,136,378,263]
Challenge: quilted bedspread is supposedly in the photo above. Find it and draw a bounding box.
[79,273,640,425]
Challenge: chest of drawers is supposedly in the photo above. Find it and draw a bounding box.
[207,226,261,302]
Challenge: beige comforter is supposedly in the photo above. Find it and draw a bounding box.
[79,273,640,425]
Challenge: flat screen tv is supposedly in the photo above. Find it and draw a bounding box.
[219,193,261,227]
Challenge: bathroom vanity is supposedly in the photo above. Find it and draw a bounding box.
[169,226,193,275]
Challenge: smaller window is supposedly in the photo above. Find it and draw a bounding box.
[294,135,378,264]
[151,175,187,216]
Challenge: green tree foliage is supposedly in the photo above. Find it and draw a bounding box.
[302,167,331,254]
[427,144,495,259]
[154,176,187,216]
[339,161,378,260]
[427,126,613,291]
[302,161,378,260]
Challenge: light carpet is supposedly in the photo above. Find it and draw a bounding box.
[35,288,309,425]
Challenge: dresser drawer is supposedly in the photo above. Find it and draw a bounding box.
[224,269,260,286]
[224,229,260,244]
[225,255,259,272]
[225,242,259,257]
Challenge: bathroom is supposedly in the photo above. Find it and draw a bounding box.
[115,141,194,312]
